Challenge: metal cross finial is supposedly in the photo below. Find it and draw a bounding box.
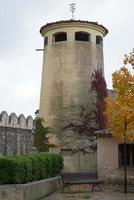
[69,3,76,20]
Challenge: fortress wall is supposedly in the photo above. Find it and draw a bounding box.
[0,111,34,156]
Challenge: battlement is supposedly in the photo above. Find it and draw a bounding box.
[0,111,34,130]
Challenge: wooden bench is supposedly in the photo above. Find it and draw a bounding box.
[60,172,102,192]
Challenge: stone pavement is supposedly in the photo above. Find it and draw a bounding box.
[43,192,134,200]
[41,185,134,200]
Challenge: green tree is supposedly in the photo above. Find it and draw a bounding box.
[34,118,52,152]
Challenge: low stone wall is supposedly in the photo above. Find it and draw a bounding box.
[0,177,60,200]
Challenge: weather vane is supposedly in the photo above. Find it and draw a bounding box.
[69,3,76,20]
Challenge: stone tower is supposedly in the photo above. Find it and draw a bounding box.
[39,20,108,151]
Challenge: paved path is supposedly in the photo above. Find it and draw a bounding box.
[42,191,134,200]
[41,185,134,200]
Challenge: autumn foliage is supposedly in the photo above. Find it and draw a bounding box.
[91,69,107,130]
[65,68,107,137]
[105,53,134,142]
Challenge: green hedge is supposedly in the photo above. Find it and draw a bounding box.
[0,153,63,184]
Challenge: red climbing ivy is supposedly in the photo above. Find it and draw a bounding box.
[64,107,97,137]
[91,68,107,130]
[64,69,107,138]
[63,68,107,152]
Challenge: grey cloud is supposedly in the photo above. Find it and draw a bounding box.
[0,0,134,116]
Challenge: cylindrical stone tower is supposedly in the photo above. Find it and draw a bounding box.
[39,20,108,146]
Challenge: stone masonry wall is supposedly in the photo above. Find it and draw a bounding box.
[0,111,34,155]
[97,136,134,184]
[98,167,134,185]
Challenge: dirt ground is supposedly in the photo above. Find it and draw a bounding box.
[42,184,134,200]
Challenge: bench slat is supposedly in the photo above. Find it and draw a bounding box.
[60,172,102,192]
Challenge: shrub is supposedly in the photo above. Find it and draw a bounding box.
[0,153,63,184]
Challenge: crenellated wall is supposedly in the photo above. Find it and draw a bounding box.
[0,111,34,156]
[0,111,33,129]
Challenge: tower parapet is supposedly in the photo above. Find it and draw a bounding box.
[40,20,108,37]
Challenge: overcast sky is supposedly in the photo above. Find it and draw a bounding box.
[0,0,134,117]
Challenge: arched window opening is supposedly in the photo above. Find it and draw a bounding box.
[75,31,90,42]
[44,36,48,46]
[96,35,103,46]
[53,32,67,42]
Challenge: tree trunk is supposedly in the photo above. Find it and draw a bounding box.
[124,122,127,193]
